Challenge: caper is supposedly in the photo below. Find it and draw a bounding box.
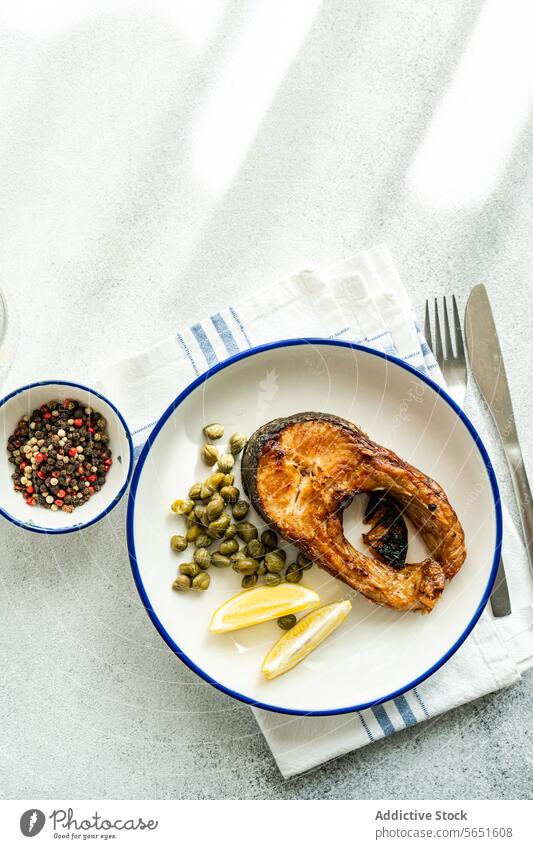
[218,453,234,474]
[261,529,278,550]
[171,498,194,515]
[236,521,258,543]
[200,482,214,500]
[195,532,212,549]
[273,548,286,562]
[206,495,224,521]
[201,444,219,466]
[231,550,246,562]
[285,564,303,583]
[241,574,258,589]
[194,504,208,525]
[232,500,250,520]
[277,614,297,630]
[180,562,201,578]
[209,513,231,534]
[186,524,201,542]
[232,557,259,575]
[212,552,231,568]
[172,575,191,591]
[192,572,210,591]
[222,473,235,486]
[203,423,224,440]
[229,432,247,455]
[170,534,188,552]
[207,472,226,490]
[189,482,203,500]
[220,485,239,503]
[219,539,239,556]
[224,523,238,540]
[246,538,265,559]
[265,552,285,573]
[297,552,313,570]
[265,572,282,587]
[194,547,211,569]
[257,562,267,575]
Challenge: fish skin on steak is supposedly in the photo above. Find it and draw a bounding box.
[241,412,466,613]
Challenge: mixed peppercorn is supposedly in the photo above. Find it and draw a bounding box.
[6,398,112,513]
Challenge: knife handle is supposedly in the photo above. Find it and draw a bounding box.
[506,449,533,574]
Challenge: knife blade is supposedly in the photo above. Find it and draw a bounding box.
[465,284,533,581]
[490,557,512,617]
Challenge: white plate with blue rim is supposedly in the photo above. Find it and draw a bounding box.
[127,339,501,716]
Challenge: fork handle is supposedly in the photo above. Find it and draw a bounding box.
[506,451,533,576]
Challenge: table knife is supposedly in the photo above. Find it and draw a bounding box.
[465,284,533,599]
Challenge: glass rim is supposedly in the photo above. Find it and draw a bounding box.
[0,288,7,344]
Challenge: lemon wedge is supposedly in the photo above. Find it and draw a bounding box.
[261,599,352,679]
[209,584,320,634]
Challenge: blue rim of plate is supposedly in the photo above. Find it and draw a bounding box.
[0,379,134,534]
[127,338,502,716]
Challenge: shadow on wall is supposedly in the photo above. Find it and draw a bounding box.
[406,0,533,212]
[173,0,486,306]
[4,1,531,331]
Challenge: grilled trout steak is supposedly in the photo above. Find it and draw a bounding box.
[241,412,466,612]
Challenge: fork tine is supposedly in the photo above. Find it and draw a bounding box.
[443,296,454,358]
[433,298,444,368]
[424,300,433,349]
[452,295,465,362]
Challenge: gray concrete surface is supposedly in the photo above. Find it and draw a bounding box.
[1,0,532,799]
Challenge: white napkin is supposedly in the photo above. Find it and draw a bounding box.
[98,244,533,779]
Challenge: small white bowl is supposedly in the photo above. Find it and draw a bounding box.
[0,380,133,533]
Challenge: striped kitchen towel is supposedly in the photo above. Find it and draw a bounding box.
[98,243,533,779]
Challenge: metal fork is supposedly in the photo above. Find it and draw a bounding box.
[424,296,511,618]
[424,296,466,407]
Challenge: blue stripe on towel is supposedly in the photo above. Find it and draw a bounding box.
[177,332,200,377]
[191,323,218,367]
[229,306,252,348]
[358,711,375,742]
[371,704,395,736]
[413,687,430,719]
[394,695,417,727]
[131,419,157,437]
[211,313,240,355]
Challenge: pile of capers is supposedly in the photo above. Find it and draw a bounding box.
[169,421,314,596]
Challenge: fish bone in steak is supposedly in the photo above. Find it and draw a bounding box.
[241,412,466,612]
